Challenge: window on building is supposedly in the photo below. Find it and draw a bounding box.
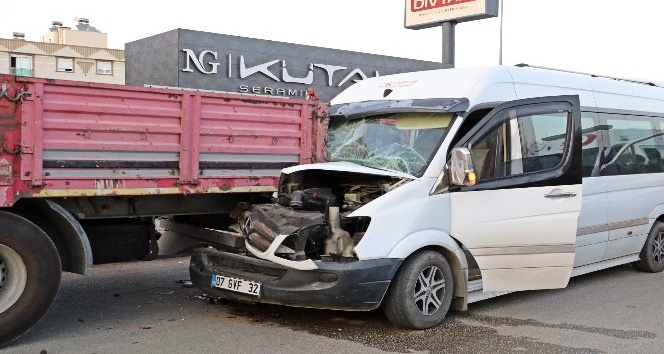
[10,55,33,76]
[56,57,74,73]
[96,61,113,75]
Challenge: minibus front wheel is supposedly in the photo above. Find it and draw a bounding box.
[633,221,664,273]
[383,250,454,329]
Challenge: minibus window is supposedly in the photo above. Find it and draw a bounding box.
[469,111,569,181]
[470,129,499,180]
[327,112,453,176]
[601,116,658,176]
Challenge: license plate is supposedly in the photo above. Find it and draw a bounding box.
[211,274,261,296]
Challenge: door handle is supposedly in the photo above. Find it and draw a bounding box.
[544,191,577,198]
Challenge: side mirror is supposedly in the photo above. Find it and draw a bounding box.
[449,147,477,186]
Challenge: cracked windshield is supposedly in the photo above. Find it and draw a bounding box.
[327,112,454,176]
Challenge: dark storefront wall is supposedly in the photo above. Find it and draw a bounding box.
[126,29,445,102]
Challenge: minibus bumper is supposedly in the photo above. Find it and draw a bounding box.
[190,248,403,311]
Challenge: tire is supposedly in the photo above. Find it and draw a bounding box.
[632,221,664,273]
[0,211,62,346]
[383,250,454,329]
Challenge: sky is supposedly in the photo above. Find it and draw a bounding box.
[3,0,664,82]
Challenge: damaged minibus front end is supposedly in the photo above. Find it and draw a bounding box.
[189,98,467,311]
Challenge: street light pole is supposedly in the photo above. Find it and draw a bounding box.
[442,21,456,67]
[499,0,504,65]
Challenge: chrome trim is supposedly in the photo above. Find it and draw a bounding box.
[576,224,609,237]
[471,244,575,256]
[608,218,650,231]
[544,191,577,198]
[577,218,650,237]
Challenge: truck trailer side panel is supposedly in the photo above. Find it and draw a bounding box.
[0,75,328,207]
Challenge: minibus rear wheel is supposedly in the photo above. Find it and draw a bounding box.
[633,221,664,273]
[383,250,454,329]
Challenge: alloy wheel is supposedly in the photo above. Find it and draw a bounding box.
[654,231,664,264]
[414,265,446,316]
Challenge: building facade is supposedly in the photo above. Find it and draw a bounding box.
[0,20,124,84]
[126,29,445,102]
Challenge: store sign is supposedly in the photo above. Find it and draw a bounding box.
[181,49,378,97]
[405,0,499,29]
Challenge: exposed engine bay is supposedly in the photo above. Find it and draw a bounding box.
[236,168,410,263]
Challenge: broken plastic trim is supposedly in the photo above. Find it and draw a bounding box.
[330,98,469,121]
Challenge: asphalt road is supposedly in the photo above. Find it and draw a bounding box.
[2,256,662,354]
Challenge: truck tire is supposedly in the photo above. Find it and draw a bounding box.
[383,250,454,329]
[0,211,61,346]
[632,221,664,273]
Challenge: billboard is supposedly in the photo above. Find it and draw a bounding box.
[405,0,499,29]
[126,29,445,102]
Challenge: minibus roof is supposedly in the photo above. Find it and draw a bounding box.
[330,66,664,114]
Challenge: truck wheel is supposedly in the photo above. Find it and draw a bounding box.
[632,221,664,273]
[383,250,454,329]
[0,211,61,346]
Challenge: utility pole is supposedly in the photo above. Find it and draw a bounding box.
[442,22,456,67]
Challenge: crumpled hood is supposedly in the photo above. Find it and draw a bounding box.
[281,161,417,180]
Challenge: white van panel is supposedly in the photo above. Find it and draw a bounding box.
[450,186,580,248]
[577,178,608,233]
[608,224,650,242]
[481,267,573,292]
[575,232,608,248]
[507,68,597,108]
[590,77,664,113]
[352,179,452,260]
[574,177,609,266]
[597,174,662,261]
[574,244,605,267]
[605,234,648,260]
[605,173,664,224]
[330,67,518,109]
[385,229,464,261]
[450,184,581,292]
[477,253,575,269]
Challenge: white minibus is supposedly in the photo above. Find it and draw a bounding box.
[191,65,664,329]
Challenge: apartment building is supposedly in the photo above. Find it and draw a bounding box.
[0,19,124,84]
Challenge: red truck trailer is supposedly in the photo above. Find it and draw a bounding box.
[0,75,328,344]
